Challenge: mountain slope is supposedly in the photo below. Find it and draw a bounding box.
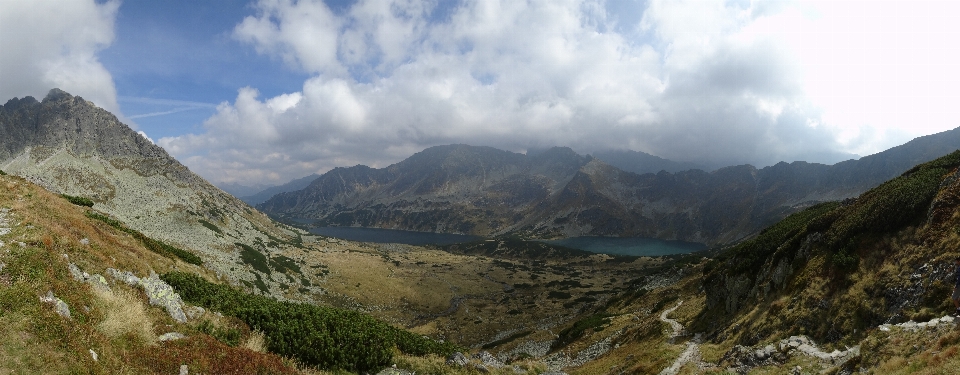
[591,148,706,174]
[240,173,320,205]
[260,131,960,245]
[0,89,301,293]
[697,150,960,346]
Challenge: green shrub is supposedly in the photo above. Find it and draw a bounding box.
[85,212,203,266]
[60,194,94,207]
[198,219,222,234]
[236,243,270,274]
[550,313,613,351]
[161,272,459,373]
[0,169,6,175]
[197,320,242,347]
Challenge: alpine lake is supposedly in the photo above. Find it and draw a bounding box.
[303,224,706,257]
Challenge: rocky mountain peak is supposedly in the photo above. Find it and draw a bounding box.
[1,89,301,297]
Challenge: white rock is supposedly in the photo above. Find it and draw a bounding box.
[179,365,188,375]
[158,332,186,342]
[40,291,71,319]
[89,349,98,362]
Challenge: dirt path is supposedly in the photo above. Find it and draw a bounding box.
[658,301,703,375]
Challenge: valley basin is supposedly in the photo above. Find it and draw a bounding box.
[541,236,706,257]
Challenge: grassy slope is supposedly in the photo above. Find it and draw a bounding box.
[0,173,299,374]
[0,173,579,375]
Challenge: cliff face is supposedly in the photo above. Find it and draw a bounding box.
[0,89,302,293]
[260,130,960,245]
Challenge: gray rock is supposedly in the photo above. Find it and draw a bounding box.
[88,273,110,291]
[89,349,98,362]
[139,271,187,323]
[375,365,415,375]
[68,263,85,281]
[446,352,470,366]
[185,305,205,320]
[179,365,188,375]
[40,291,71,319]
[158,332,186,342]
[474,350,504,368]
[106,268,140,286]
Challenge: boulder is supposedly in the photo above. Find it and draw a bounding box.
[139,271,187,323]
[40,290,71,319]
[446,352,470,367]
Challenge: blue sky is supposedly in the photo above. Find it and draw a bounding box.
[3,0,960,187]
[102,0,310,139]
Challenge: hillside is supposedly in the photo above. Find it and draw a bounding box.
[260,131,960,245]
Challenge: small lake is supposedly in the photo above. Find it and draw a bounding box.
[541,236,707,257]
[307,226,482,246]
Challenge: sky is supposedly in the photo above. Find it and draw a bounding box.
[2,0,959,188]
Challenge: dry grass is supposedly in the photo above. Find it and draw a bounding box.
[243,329,268,353]
[93,287,156,344]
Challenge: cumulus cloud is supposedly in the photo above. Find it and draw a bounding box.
[0,0,122,115]
[161,0,959,186]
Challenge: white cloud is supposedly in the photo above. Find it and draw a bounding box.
[0,0,122,115]
[163,0,960,186]
[136,131,155,144]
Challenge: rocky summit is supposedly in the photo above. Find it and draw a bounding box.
[0,89,301,294]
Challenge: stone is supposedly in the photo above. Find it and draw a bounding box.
[185,305,205,320]
[179,365,188,375]
[79,238,89,245]
[106,268,140,286]
[158,332,186,342]
[40,291,71,319]
[446,352,470,366]
[474,351,504,368]
[89,349,98,362]
[375,366,415,375]
[88,274,110,291]
[139,271,187,323]
[68,263,85,281]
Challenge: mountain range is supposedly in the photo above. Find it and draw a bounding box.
[5,89,960,374]
[259,129,960,245]
[240,173,321,206]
